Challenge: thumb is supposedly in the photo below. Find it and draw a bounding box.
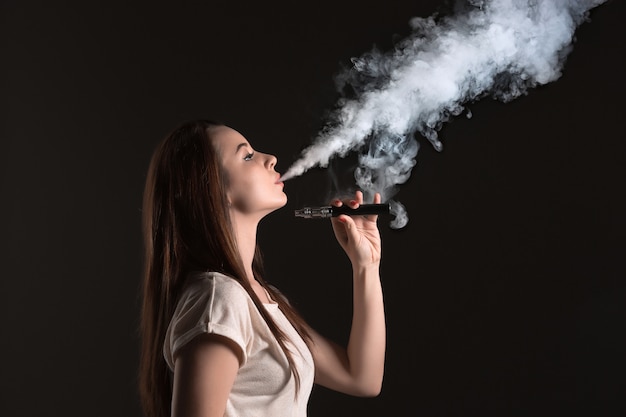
[338,215,359,243]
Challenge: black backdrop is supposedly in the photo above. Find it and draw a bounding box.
[1,1,625,416]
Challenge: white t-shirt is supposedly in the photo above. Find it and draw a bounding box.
[164,271,314,417]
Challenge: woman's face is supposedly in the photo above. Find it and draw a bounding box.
[211,125,287,218]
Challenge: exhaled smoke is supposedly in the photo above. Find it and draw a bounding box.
[281,0,608,229]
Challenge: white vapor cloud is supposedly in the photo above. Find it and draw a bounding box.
[282,0,609,228]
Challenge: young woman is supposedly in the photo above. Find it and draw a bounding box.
[139,120,386,417]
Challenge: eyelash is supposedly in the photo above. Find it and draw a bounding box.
[244,152,254,161]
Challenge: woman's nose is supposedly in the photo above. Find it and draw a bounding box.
[265,153,277,170]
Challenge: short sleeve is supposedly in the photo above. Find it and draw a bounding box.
[163,273,254,370]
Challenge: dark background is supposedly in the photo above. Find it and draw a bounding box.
[1,1,624,416]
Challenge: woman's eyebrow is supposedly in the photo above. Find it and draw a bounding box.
[235,142,250,153]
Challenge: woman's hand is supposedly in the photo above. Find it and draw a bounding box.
[313,190,386,397]
[330,190,382,268]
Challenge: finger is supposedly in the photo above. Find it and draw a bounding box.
[337,213,357,236]
[355,190,364,205]
[330,198,343,207]
[363,192,382,222]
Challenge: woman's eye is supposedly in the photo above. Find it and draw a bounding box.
[244,152,254,161]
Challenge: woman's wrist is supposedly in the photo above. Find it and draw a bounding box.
[351,262,381,279]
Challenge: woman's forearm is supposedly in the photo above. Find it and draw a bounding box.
[345,262,386,396]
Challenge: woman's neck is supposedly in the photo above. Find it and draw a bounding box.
[230,214,275,304]
[230,215,259,284]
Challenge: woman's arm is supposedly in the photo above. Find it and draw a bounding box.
[308,191,386,397]
[171,334,241,417]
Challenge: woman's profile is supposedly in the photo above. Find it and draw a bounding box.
[139,120,386,417]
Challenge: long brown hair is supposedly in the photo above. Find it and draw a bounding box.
[139,120,312,417]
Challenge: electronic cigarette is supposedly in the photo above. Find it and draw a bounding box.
[294,203,390,219]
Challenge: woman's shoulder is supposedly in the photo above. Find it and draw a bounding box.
[165,271,255,370]
[184,271,250,303]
